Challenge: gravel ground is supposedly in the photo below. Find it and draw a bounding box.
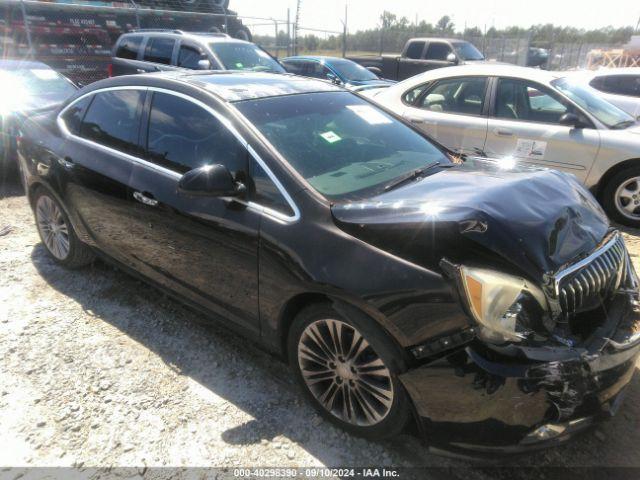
[1,175,640,474]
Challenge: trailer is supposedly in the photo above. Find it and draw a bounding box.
[0,0,252,84]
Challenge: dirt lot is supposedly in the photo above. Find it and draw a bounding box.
[1,174,640,474]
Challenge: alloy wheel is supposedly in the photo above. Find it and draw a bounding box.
[36,195,70,260]
[297,319,394,426]
[615,176,640,221]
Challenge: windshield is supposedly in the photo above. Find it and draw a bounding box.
[235,92,449,200]
[209,43,285,73]
[452,42,485,61]
[330,59,379,82]
[0,68,76,113]
[553,77,635,128]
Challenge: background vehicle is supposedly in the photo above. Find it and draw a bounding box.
[281,56,395,92]
[0,60,77,176]
[17,71,640,456]
[347,38,486,81]
[0,0,252,84]
[111,30,285,76]
[368,64,640,227]
[564,68,640,117]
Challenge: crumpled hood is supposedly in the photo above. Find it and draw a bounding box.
[331,159,610,280]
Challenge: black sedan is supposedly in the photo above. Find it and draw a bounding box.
[17,71,640,456]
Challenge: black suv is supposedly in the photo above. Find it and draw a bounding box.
[111,30,285,76]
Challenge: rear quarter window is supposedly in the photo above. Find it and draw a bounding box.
[61,95,93,135]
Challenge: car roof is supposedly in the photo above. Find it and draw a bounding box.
[283,56,351,63]
[408,38,469,43]
[395,64,562,86]
[97,70,343,102]
[0,60,51,70]
[120,30,250,45]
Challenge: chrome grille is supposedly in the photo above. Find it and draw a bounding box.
[555,234,628,316]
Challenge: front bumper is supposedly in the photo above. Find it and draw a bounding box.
[399,294,640,456]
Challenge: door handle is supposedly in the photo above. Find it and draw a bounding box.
[406,116,425,124]
[494,128,514,137]
[136,68,146,74]
[133,191,159,207]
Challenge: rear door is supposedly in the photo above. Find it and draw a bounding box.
[58,88,146,266]
[397,40,427,81]
[111,35,145,76]
[126,90,261,334]
[402,76,489,155]
[484,77,601,182]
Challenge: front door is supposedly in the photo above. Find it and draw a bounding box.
[402,76,489,155]
[484,78,601,183]
[126,90,260,334]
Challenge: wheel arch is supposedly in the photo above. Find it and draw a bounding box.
[594,158,640,200]
[277,292,409,366]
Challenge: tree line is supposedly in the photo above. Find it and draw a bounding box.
[256,11,638,54]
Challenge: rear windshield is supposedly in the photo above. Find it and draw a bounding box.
[209,43,285,73]
[235,92,449,200]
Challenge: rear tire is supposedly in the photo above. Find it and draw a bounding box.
[33,189,94,268]
[288,303,410,440]
[602,166,640,228]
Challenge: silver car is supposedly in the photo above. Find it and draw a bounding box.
[366,64,640,227]
[562,68,640,118]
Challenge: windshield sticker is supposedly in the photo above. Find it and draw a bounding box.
[320,131,342,144]
[515,139,547,159]
[346,105,393,125]
[235,63,244,69]
[31,69,58,80]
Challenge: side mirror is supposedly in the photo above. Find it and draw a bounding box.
[177,164,246,197]
[446,53,458,64]
[559,112,586,129]
[326,73,342,85]
[197,59,212,70]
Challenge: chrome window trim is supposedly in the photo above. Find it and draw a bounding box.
[57,85,300,224]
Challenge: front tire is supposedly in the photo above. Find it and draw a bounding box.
[288,303,410,440]
[33,189,94,268]
[603,166,640,228]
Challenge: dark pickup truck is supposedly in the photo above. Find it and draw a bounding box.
[348,37,486,81]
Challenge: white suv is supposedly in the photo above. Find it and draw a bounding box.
[366,64,640,227]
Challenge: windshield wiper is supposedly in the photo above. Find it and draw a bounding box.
[611,120,636,130]
[383,162,451,192]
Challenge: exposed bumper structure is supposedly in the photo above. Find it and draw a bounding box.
[400,293,640,456]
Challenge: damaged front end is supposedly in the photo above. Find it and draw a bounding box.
[400,232,640,456]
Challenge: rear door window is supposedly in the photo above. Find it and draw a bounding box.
[419,77,487,115]
[79,90,144,155]
[405,41,426,60]
[144,37,176,65]
[591,75,640,97]
[146,92,246,175]
[116,36,143,60]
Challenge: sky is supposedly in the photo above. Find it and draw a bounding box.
[231,0,640,35]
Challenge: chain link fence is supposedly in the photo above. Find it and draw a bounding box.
[0,0,292,85]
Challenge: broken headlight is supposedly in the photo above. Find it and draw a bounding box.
[458,266,551,344]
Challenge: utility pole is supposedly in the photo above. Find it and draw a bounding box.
[341,2,348,57]
[295,0,302,55]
